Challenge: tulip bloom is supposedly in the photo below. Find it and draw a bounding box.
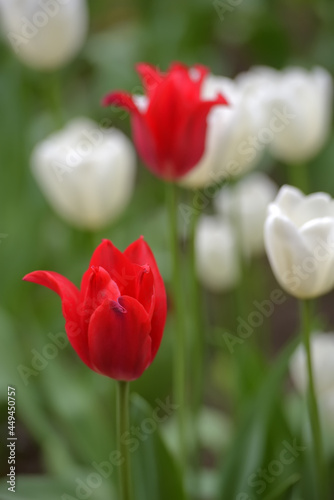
[31,118,136,230]
[237,66,332,163]
[103,62,228,180]
[264,185,334,299]
[23,238,167,381]
[215,172,278,258]
[195,216,240,292]
[0,0,88,70]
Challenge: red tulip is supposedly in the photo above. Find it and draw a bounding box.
[23,238,167,381]
[102,62,228,181]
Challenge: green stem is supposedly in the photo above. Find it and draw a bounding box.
[189,195,204,479]
[189,198,204,415]
[117,381,132,500]
[46,70,64,129]
[301,300,326,499]
[287,163,309,194]
[166,181,187,474]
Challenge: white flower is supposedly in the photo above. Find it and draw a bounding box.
[264,185,334,299]
[31,118,137,230]
[290,333,334,432]
[180,75,262,188]
[195,216,240,292]
[215,172,278,257]
[0,0,88,70]
[238,66,333,163]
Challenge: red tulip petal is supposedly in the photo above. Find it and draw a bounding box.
[81,240,138,296]
[88,296,152,381]
[136,63,164,95]
[124,237,167,361]
[131,112,158,170]
[102,91,139,113]
[170,97,228,177]
[80,266,121,327]
[23,271,91,368]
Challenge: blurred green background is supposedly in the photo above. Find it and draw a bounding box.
[1,1,334,499]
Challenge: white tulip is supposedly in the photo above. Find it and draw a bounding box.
[180,75,263,188]
[215,172,278,258]
[238,66,333,163]
[31,118,137,230]
[0,0,88,70]
[195,215,240,292]
[264,185,334,299]
[290,333,334,432]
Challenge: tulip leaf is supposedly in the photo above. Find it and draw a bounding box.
[130,393,186,500]
[0,474,114,500]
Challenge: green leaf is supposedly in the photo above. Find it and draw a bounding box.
[0,475,114,500]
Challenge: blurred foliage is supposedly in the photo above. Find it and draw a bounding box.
[1,0,334,499]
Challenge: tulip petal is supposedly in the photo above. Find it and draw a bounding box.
[81,239,138,296]
[136,63,164,94]
[88,296,152,381]
[102,91,139,113]
[299,217,334,296]
[131,112,159,170]
[264,214,315,298]
[124,237,167,360]
[23,271,91,367]
[173,98,228,177]
[272,185,303,218]
[80,266,121,327]
[295,193,334,227]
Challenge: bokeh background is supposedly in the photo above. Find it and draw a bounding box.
[1,1,334,499]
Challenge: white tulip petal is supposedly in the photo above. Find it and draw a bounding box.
[264,213,320,298]
[271,185,303,217]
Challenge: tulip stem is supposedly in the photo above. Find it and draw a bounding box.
[288,163,309,194]
[301,300,327,499]
[117,381,132,500]
[47,70,64,129]
[167,181,187,475]
[189,196,204,469]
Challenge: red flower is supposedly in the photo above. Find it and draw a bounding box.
[102,62,228,180]
[23,238,167,381]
